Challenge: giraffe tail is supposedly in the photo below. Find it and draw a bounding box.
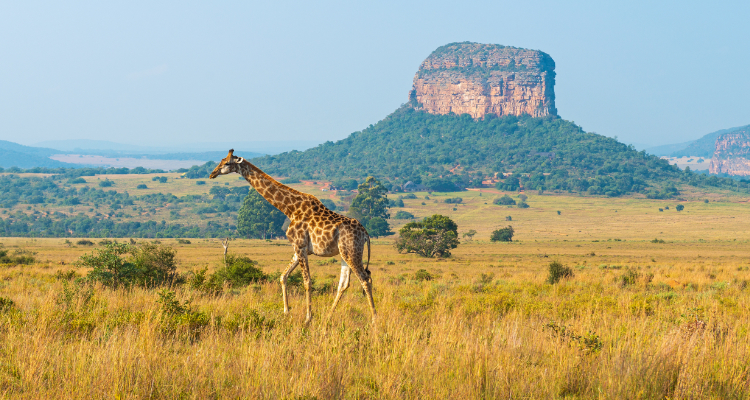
[365,233,371,279]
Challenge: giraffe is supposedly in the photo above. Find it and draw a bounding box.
[209,150,376,325]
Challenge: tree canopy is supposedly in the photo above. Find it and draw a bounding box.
[395,214,459,258]
[237,189,287,239]
[349,176,392,237]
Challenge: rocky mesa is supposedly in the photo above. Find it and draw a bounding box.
[709,128,750,176]
[409,42,556,119]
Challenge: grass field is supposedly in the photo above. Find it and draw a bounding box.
[1,190,750,398]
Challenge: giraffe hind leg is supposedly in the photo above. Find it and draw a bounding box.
[339,251,376,324]
[327,260,351,320]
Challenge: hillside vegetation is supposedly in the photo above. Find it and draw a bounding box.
[255,107,747,197]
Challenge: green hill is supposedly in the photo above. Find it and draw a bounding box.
[0,141,76,169]
[254,106,747,197]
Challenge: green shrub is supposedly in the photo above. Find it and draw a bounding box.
[619,268,641,287]
[98,179,114,187]
[676,204,684,211]
[0,249,35,265]
[136,184,148,189]
[490,226,514,242]
[0,297,15,312]
[517,201,530,208]
[77,242,178,288]
[547,261,574,284]
[177,239,191,244]
[403,193,417,199]
[67,177,86,184]
[394,210,415,219]
[156,289,210,337]
[444,197,463,204]
[196,180,206,185]
[208,255,266,288]
[414,269,434,281]
[77,239,94,246]
[651,238,665,243]
[494,195,516,206]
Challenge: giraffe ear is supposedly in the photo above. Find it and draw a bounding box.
[236,157,244,164]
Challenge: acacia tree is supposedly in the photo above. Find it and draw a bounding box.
[349,176,392,237]
[237,189,286,239]
[395,214,459,258]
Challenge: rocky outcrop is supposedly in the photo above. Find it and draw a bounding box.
[709,128,750,175]
[409,42,556,119]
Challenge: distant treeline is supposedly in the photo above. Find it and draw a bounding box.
[0,174,250,238]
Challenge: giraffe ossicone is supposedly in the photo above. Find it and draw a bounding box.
[209,149,376,325]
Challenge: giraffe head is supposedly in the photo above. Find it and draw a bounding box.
[209,149,245,179]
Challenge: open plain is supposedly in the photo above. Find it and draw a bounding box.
[1,189,750,398]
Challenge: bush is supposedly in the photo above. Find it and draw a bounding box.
[0,296,15,312]
[177,239,191,244]
[77,239,95,246]
[67,177,86,184]
[77,242,178,288]
[403,193,417,200]
[490,226,514,242]
[0,249,35,265]
[444,197,462,204]
[208,255,266,288]
[494,195,516,206]
[156,289,210,337]
[651,238,665,243]
[676,204,684,211]
[413,269,434,281]
[98,179,114,187]
[619,268,641,287]
[547,261,574,284]
[394,210,415,219]
[518,194,528,201]
[395,214,459,258]
[517,201,530,208]
[136,184,148,189]
[196,181,206,185]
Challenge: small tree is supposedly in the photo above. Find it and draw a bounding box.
[494,195,516,206]
[491,226,514,242]
[547,261,574,284]
[463,229,477,240]
[395,214,459,258]
[237,189,287,239]
[676,204,684,211]
[349,176,392,237]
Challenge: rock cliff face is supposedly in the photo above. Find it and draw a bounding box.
[709,128,750,175]
[409,42,556,119]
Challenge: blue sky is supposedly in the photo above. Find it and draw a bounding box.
[1,1,748,150]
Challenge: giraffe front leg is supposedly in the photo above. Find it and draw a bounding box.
[299,254,313,325]
[280,253,299,314]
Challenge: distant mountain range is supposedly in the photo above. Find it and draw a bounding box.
[32,139,320,156]
[0,140,265,170]
[646,124,750,158]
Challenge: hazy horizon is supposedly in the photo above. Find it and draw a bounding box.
[2,1,749,149]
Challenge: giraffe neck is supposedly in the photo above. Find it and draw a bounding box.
[238,161,306,216]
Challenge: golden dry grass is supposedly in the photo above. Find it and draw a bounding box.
[2,188,750,398]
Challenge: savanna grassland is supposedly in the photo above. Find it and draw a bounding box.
[1,189,750,398]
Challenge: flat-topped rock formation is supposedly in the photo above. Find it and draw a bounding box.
[709,128,750,176]
[409,42,556,118]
